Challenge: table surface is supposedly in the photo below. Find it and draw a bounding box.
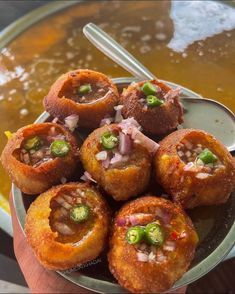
[0,1,234,293]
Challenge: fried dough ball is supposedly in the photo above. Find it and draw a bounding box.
[80,124,151,201]
[25,182,111,270]
[1,123,79,195]
[120,80,183,135]
[44,69,119,128]
[155,129,235,209]
[108,196,198,293]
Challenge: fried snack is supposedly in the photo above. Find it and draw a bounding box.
[25,182,110,270]
[1,123,79,195]
[80,124,151,201]
[108,196,198,293]
[44,69,119,128]
[120,80,183,135]
[155,129,235,209]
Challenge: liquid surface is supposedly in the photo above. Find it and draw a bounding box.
[0,1,235,245]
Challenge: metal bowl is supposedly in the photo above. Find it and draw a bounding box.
[12,77,235,293]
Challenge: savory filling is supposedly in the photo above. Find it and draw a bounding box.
[139,82,165,109]
[60,79,111,104]
[49,188,95,244]
[117,209,188,263]
[17,127,70,167]
[177,139,223,175]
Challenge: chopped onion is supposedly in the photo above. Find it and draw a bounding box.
[100,117,114,127]
[156,251,167,262]
[116,217,127,226]
[163,241,176,252]
[62,194,74,205]
[114,105,124,123]
[119,132,132,155]
[54,222,74,235]
[102,157,111,169]
[119,117,142,132]
[129,213,155,225]
[130,127,159,155]
[148,251,156,261]
[155,208,170,224]
[55,196,72,210]
[183,162,194,171]
[179,231,187,239]
[196,172,210,179]
[80,171,97,183]
[95,150,108,161]
[137,252,149,262]
[31,150,44,159]
[64,114,79,132]
[52,117,59,123]
[110,152,123,165]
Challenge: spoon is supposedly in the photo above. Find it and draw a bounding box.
[83,23,235,152]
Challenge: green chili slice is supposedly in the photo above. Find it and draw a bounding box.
[145,223,164,246]
[78,84,92,95]
[126,226,145,244]
[70,204,90,223]
[101,132,119,149]
[146,95,164,107]
[141,82,157,95]
[24,136,42,151]
[199,148,217,164]
[50,140,70,157]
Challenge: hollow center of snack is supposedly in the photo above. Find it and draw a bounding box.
[15,126,66,167]
[177,138,223,174]
[58,76,110,104]
[49,188,95,244]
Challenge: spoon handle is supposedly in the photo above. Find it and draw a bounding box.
[83,23,155,80]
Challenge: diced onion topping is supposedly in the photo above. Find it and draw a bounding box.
[64,114,79,132]
[114,105,124,123]
[95,150,108,161]
[118,132,132,155]
[137,252,149,262]
[196,172,210,179]
[54,222,74,235]
[80,171,97,183]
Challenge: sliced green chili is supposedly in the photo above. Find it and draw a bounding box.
[70,204,90,223]
[146,95,164,107]
[141,82,157,95]
[24,136,42,151]
[126,226,145,244]
[101,132,119,149]
[78,84,92,95]
[50,140,70,157]
[145,223,164,246]
[199,148,217,164]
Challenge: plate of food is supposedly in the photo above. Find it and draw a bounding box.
[1,67,235,293]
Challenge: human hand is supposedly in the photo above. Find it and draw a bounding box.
[9,193,187,293]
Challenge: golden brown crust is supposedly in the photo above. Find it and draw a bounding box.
[25,182,111,270]
[108,196,198,293]
[44,69,119,128]
[80,124,151,201]
[154,129,235,208]
[1,123,79,195]
[120,80,183,135]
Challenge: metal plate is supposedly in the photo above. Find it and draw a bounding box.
[12,76,235,293]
